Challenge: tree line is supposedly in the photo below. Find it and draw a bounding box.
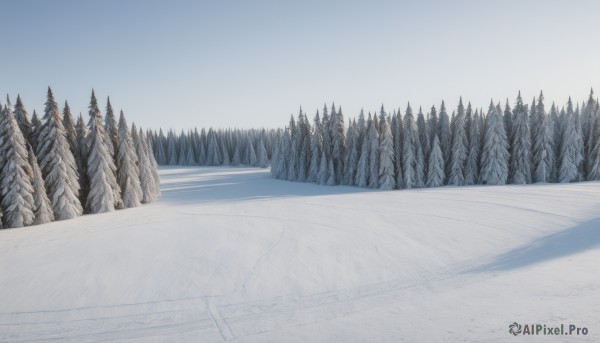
[271,90,600,189]
[0,88,160,229]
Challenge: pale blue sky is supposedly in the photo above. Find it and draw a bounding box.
[1,0,599,130]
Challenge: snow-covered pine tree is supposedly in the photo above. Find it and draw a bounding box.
[317,150,328,185]
[167,130,178,165]
[403,104,419,189]
[587,110,600,180]
[178,131,189,165]
[368,115,380,189]
[86,90,123,213]
[509,92,532,184]
[416,108,430,169]
[0,104,35,228]
[14,95,32,145]
[464,109,482,185]
[343,121,359,185]
[503,99,513,148]
[355,118,369,188]
[287,115,298,180]
[27,145,54,225]
[438,101,452,182]
[155,129,168,165]
[221,143,230,166]
[116,111,143,208]
[532,92,555,183]
[427,134,445,187]
[104,97,119,159]
[392,110,403,188]
[573,102,585,181]
[248,138,257,167]
[36,87,83,220]
[257,139,268,168]
[326,157,335,186]
[480,101,509,185]
[378,115,395,190]
[233,146,241,166]
[133,126,158,203]
[558,98,583,183]
[30,110,42,151]
[308,111,322,182]
[144,130,161,199]
[75,114,90,206]
[448,98,468,186]
[62,101,77,154]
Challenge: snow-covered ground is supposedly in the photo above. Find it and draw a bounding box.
[1,167,599,342]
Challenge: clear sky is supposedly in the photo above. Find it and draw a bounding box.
[1,0,599,130]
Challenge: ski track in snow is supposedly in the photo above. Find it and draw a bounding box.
[1,167,599,342]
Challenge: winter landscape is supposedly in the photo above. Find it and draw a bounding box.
[2,1,600,342]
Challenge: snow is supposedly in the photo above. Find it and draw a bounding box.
[0,167,599,342]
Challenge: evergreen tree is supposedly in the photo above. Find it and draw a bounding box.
[510,92,532,184]
[464,110,482,185]
[448,98,468,186]
[257,139,268,168]
[378,116,395,190]
[532,92,555,183]
[308,111,322,182]
[0,105,35,228]
[392,110,403,188]
[86,90,123,213]
[438,101,452,182]
[14,95,32,145]
[558,98,583,183]
[28,145,54,225]
[480,101,509,185]
[368,116,380,189]
[36,87,83,220]
[62,101,77,154]
[134,126,159,203]
[317,150,328,185]
[427,135,445,187]
[104,97,119,159]
[343,121,359,185]
[116,111,143,208]
[232,146,241,166]
[355,120,369,188]
[75,114,90,206]
[30,110,42,151]
[403,104,419,189]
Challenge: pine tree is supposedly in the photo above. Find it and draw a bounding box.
[105,97,119,159]
[116,111,143,208]
[510,92,532,184]
[30,110,42,151]
[480,101,509,185]
[257,139,268,168]
[392,111,403,188]
[74,114,89,206]
[403,104,419,189]
[532,92,555,183]
[416,107,430,169]
[232,146,242,166]
[133,126,158,203]
[28,145,54,225]
[0,105,35,228]
[438,101,452,182]
[427,135,445,187]
[308,111,322,182]
[326,157,335,186]
[587,111,600,180]
[368,116,380,189]
[62,101,77,154]
[36,87,83,220]
[448,98,468,186]
[465,110,482,185]
[378,116,395,190]
[558,98,583,183]
[86,90,123,213]
[355,121,369,188]
[343,122,359,185]
[14,95,33,145]
[318,150,328,185]
[167,130,178,165]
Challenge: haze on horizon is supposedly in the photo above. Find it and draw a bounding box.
[1,0,599,130]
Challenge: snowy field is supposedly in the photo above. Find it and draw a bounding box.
[1,167,599,342]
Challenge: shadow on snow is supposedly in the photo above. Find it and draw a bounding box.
[467,217,600,273]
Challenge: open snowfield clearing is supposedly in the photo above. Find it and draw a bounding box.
[1,167,599,342]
